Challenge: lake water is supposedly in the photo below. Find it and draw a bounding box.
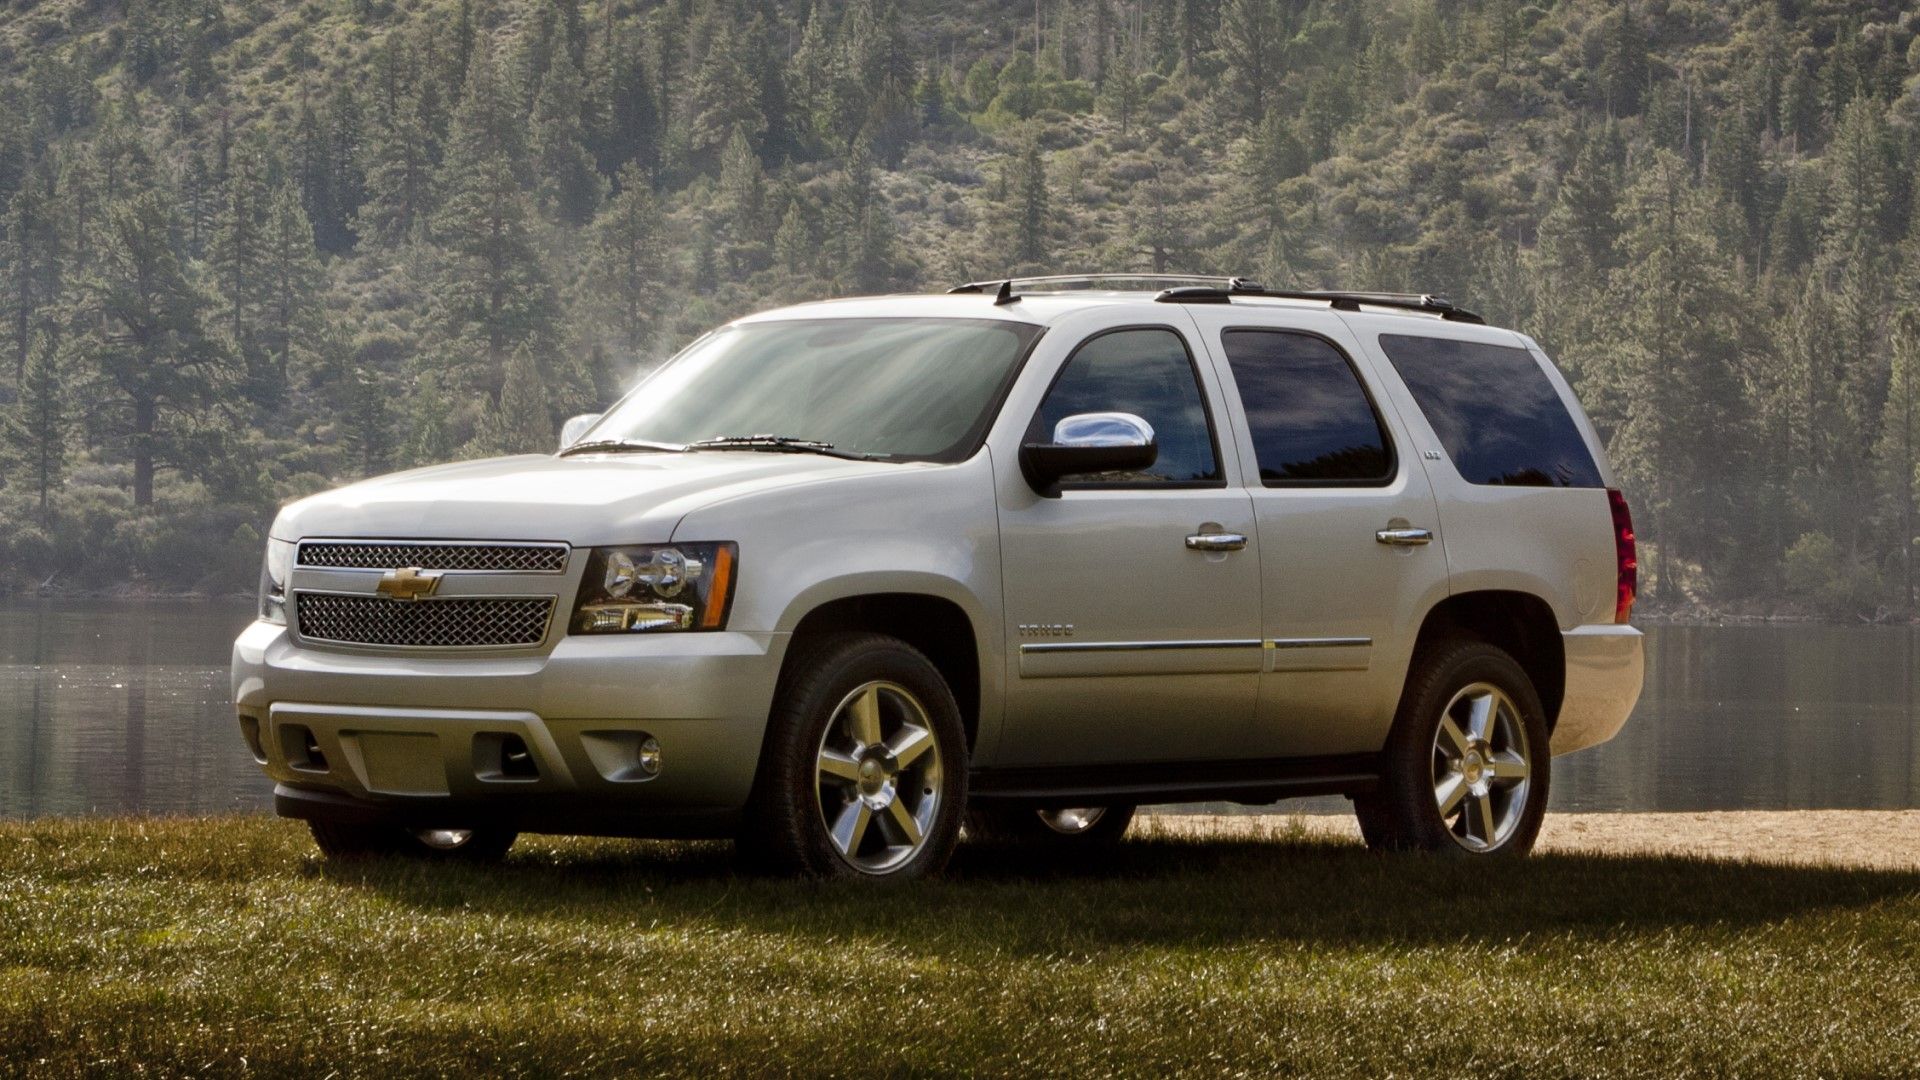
[2,600,1916,819]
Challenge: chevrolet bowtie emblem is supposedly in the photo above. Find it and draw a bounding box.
[376,566,443,601]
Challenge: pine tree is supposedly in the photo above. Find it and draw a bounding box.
[3,160,62,376]
[1214,0,1284,126]
[582,163,663,356]
[1824,97,1892,259]
[596,26,657,178]
[1882,306,1920,614]
[685,20,766,168]
[208,146,268,384]
[531,46,604,225]
[1598,4,1648,116]
[718,126,767,240]
[431,43,558,396]
[293,93,341,252]
[260,182,324,381]
[359,85,438,245]
[830,144,895,291]
[1601,152,1763,597]
[476,344,552,455]
[341,362,396,476]
[404,368,455,465]
[1011,140,1049,265]
[1,331,67,521]
[327,81,368,248]
[79,191,234,507]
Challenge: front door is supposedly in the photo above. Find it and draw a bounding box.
[994,321,1262,766]
[1184,308,1451,758]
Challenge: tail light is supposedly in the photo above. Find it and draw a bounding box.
[1607,488,1637,623]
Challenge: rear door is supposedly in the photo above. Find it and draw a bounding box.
[993,312,1263,766]
[1184,306,1452,757]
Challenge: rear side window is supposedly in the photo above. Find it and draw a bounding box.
[1029,327,1220,484]
[1378,334,1603,488]
[1220,330,1393,485]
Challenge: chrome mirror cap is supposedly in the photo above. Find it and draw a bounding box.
[559,413,603,452]
[1051,411,1155,448]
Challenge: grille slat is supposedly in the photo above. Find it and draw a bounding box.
[298,542,569,573]
[295,594,555,648]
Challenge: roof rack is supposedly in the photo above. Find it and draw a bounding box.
[947,274,1484,323]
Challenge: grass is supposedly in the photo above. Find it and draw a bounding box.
[2,816,1918,1077]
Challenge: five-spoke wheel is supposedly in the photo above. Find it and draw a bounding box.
[815,681,946,874]
[1430,683,1532,852]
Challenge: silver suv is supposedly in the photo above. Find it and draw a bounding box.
[232,276,1643,877]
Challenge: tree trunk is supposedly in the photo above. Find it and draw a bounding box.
[133,396,156,507]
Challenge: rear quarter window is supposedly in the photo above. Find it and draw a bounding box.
[1378,334,1603,488]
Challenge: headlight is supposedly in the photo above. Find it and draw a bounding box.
[260,538,295,624]
[572,543,737,633]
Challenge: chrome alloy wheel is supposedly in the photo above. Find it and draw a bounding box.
[814,680,944,874]
[1037,808,1106,834]
[1430,682,1532,852]
[412,828,476,850]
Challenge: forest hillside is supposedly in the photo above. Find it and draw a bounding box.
[1,0,1918,616]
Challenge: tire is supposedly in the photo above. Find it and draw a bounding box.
[739,632,968,879]
[1354,637,1550,857]
[308,820,519,862]
[967,804,1136,847]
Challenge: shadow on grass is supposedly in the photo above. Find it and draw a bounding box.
[315,826,1920,953]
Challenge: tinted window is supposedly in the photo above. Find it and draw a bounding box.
[1222,330,1392,485]
[1379,334,1603,488]
[1030,328,1219,484]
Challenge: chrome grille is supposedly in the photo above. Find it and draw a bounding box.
[294,593,555,648]
[298,541,569,573]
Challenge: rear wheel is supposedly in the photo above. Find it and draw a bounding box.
[968,804,1136,847]
[308,821,519,862]
[740,633,968,879]
[1355,638,1548,857]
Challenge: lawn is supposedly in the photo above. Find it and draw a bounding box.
[2,815,1917,1077]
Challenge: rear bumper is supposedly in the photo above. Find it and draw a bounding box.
[231,620,788,837]
[1550,623,1644,755]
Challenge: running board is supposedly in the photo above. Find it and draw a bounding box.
[968,753,1380,807]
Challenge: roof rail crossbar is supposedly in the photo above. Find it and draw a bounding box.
[1154,281,1485,324]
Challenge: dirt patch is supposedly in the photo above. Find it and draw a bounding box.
[1144,811,1920,870]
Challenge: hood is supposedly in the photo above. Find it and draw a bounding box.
[273,451,913,545]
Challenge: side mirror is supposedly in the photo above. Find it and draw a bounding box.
[1019,412,1158,495]
[559,413,603,452]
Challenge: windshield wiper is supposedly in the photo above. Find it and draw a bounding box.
[685,435,886,461]
[558,438,683,457]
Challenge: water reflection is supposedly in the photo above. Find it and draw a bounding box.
[1,602,1915,818]
[1,600,264,818]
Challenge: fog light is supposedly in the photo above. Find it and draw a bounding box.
[639,736,663,777]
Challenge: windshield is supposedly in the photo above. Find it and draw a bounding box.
[584,318,1045,462]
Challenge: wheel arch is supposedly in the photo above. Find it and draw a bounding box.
[1411,590,1565,730]
[775,586,989,750]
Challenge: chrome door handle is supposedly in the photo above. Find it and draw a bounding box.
[1375,527,1434,546]
[1186,532,1249,552]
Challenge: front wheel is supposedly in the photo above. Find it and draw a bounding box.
[1354,638,1549,857]
[740,633,968,879]
[308,821,518,862]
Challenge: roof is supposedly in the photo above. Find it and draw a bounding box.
[733,275,1524,342]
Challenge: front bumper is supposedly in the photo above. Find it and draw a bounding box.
[1549,623,1644,755]
[231,620,789,837]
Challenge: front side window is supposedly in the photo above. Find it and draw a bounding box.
[1028,328,1220,484]
[1378,334,1604,488]
[587,318,1044,462]
[1221,330,1394,485]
